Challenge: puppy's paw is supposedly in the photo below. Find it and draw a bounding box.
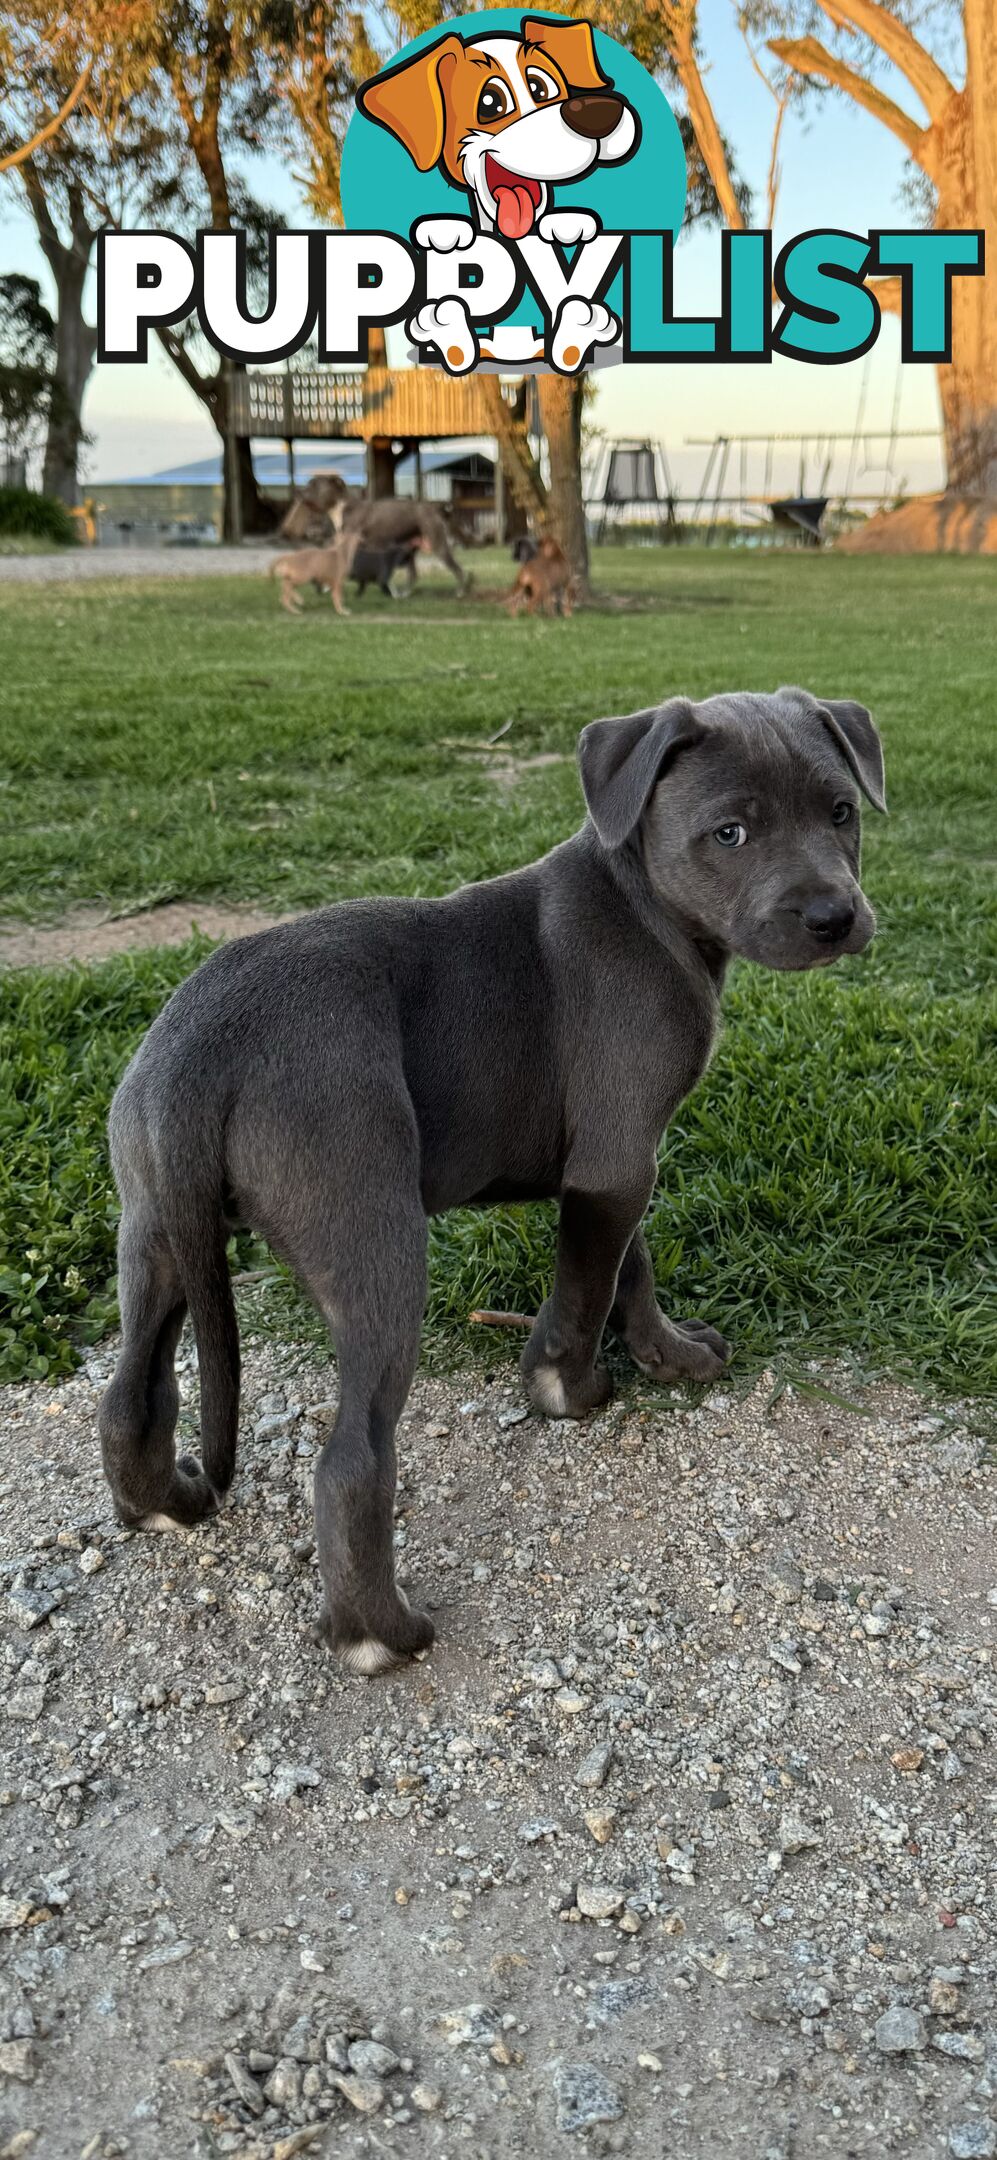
[315,1590,435,1677]
[523,1359,613,1419]
[408,297,478,374]
[537,209,601,248]
[117,1456,220,1533]
[413,215,476,253]
[550,296,620,373]
[626,1316,732,1385]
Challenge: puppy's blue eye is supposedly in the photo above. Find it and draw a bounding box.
[714,823,747,848]
[832,801,854,825]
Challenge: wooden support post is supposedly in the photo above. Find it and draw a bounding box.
[368,437,398,498]
[494,450,505,543]
[226,430,243,544]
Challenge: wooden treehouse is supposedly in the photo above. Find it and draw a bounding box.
[228,357,539,537]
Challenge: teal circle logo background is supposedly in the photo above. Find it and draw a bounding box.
[340,12,687,241]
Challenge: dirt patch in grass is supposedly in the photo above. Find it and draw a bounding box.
[0,901,292,968]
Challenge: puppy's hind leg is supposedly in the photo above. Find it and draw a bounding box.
[287,1147,433,1673]
[99,1210,217,1530]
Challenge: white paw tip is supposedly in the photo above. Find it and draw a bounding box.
[140,1511,195,1536]
[341,1637,399,1678]
[408,298,477,373]
[531,1367,567,1416]
[552,297,620,370]
[414,217,475,252]
[537,211,600,247]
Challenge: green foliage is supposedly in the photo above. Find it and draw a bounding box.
[0,546,994,1395]
[0,484,75,543]
[0,272,56,472]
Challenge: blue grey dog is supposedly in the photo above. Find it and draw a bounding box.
[99,687,885,1673]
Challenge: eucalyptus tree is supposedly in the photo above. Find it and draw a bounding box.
[741,0,995,491]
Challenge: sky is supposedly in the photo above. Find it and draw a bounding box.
[0,0,952,501]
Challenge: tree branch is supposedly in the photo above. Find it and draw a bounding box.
[155,323,219,412]
[20,162,64,273]
[663,5,746,230]
[0,59,92,176]
[868,274,903,315]
[768,36,929,165]
[814,0,953,124]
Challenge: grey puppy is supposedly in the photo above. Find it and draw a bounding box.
[99,686,885,1673]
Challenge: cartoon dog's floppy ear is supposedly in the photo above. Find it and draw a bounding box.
[522,15,609,91]
[579,698,703,849]
[358,36,464,170]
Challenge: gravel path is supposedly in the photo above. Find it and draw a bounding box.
[0,547,280,584]
[1,1336,995,2159]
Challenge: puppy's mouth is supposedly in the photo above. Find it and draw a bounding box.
[484,154,544,239]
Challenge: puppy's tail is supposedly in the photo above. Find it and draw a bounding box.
[164,1186,241,1499]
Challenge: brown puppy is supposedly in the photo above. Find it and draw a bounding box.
[268,536,359,618]
[506,533,575,617]
[279,472,351,545]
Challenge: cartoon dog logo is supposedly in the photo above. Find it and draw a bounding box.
[358,15,638,239]
[357,14,639,368]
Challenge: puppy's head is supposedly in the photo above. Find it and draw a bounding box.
[579,688,886,972]
[358,16,638,238]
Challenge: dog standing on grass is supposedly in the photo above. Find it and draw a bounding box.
[268,534,359,617]
[351,534,431,600]
[98,687,885,1676]
[507,533,576,616]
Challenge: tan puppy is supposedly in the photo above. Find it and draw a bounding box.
[506,533,575,618]
[268,536,359,618]
[358,16,637,241]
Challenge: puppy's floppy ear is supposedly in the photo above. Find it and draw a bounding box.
[357,36,464,170]
[777,686,886,812]
[522,15,608,91]
[817,697,887,812]
[579,698,702,849]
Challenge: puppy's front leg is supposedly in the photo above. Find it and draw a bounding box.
[610,1227,732,1384]
[521,1185,648,1418]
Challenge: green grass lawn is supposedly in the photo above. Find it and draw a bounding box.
[1,545,994,1394]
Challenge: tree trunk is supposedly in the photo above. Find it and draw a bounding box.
[22,179,96,507]
[231,435,274,537]
[478,373,547,527]
[537,373,590,596]
[42,256,95,504]
[202,364,275,540]
[934,1,997,492]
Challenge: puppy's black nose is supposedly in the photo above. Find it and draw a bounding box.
[803,895,856,943]
[562,93,624,140]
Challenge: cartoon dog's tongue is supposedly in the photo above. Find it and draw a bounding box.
[486,156,543,240]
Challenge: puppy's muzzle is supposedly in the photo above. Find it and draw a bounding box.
[563,93,625,141]
[801,894,856,945]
